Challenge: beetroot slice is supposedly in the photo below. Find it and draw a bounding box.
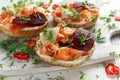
[28,13,47,26]
[73,2,95,8]
[12,13,47,26]
[12,16,28,25]
[72,28,95,52]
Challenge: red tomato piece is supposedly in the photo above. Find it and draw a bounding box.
[13,52,30,60]
[105,63,119,77]
[56,33,65,43]
[53,4,59,9]
[59,27,73,39]
[42,4,50,9]
[55,10,61,17]
[27,39,36,49]
[115,16,120,21]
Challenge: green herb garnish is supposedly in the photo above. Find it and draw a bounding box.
[0,37,36,55]
[10,60,14,66]
[109,51,116,56]
[36,2,44,6]
[107,23,116,30]
[79,36,86,45]
[22,64,27,68]
[48,30,54,43]
[2,7,7,12]
[10,0,13,2]
[89,16,96,21]
[82,0,89,9]
[96,74,99,78]
[49,0,53,4]
[0,75,4,80]
[33,58,40,65]
[62,4,67,8]
[51,57,56,62]
[43,29,54,43]
[0,64,3,68]
[109,10,116,17]
[96,28,105,43]
[80,71,85,80]
[100,17,111,23]
[68,8,80,19]
[19,16,25,20]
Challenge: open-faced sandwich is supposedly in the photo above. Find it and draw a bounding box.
[52,1,99,28]
[36,24,95,67]
[0,3,48,37]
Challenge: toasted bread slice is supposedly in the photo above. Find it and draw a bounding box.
[36,44,95,67]
[35,27,95,67]
[53,4,99,28]
[0,22,48,37]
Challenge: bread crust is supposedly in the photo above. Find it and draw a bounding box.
[0,22,48,37]
[36,44,95,67]
[52,8,99,28]
[54,17,98,28]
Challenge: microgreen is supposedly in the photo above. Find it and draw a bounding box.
[80,71,85,80]
[79,36,86,45]
[33,58,41,65]
[0,75,4,80]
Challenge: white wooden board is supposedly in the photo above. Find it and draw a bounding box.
[0,0,120,76]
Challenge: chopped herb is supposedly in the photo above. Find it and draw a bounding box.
[0,64,3,68]
[109,10,116,17]
[96,36,105,43]
[80,71,85,80]
[33,58,40,65]
[2,7,7,12]
[10,0,13,2]
[22,64,27,68]
[101,62,106,67]
[47,30,54,43]
[117,54,120,58]
[0,37,36,55]
[109,51,116,56]
[61,23,69,28]
[96,74,99,78]
[96,28,105,43]
[27,17,31,21]
[30,0,34,4]
[79,36,86,45]
[68,8,80,19]
[43,29,48,36]
[62,4,67,8]
[0,75,4,80]
[89,16,96,21]
[13,3,17,8]
[51,58,56,62]
[107,23,116,30]
[10,60,14,66]
[106,17,111,23]
[70,43,74,47]
[19,16,25,20]
[49,0,53,4]
[92,28,96,33]
[82,0,89,9]
[36,2,44,6]
[100,17,111,23]
[45,10,50,13]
